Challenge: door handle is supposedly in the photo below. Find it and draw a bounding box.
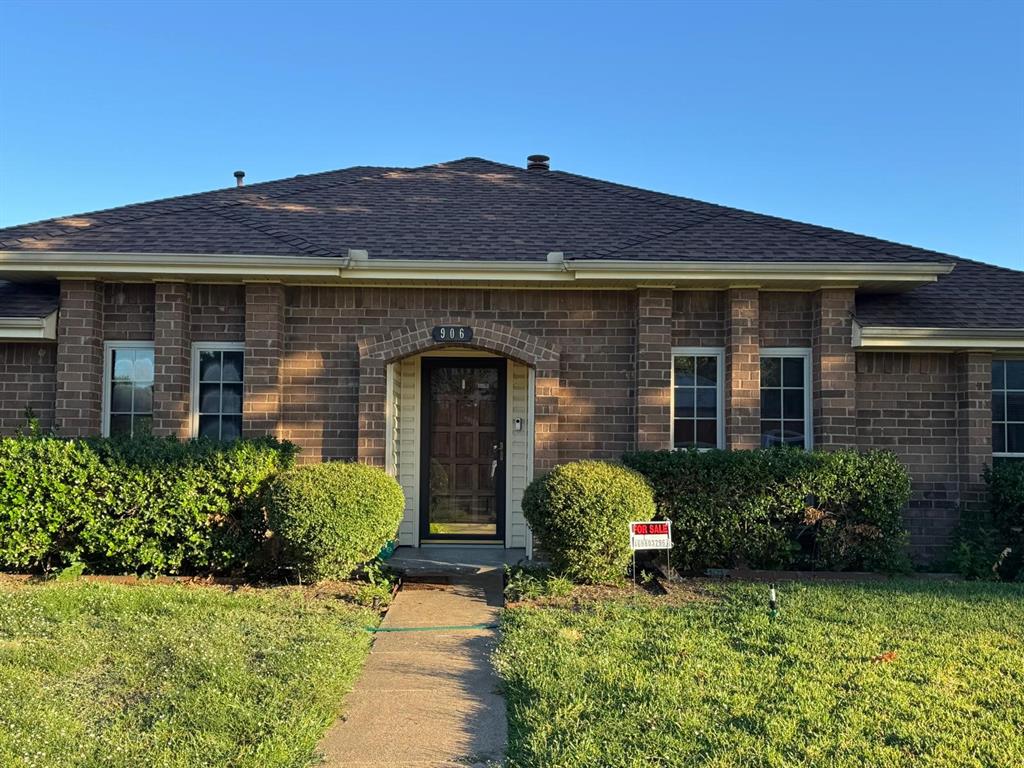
[493,442,504,462]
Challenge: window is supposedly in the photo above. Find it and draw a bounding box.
[103,342,154,437]
[191,343,244,441]
[760,348,812,450]
[993,359,1024,457]
[671,348,724,449]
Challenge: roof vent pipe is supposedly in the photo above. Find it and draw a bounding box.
[527,154,550,171]
[233,170,245,187]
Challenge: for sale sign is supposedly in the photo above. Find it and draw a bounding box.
[629,520,672,550]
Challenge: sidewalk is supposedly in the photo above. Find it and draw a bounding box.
[317,569,507,767]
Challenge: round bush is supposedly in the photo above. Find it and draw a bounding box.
[266,461,404,581]
[522,460,656,584]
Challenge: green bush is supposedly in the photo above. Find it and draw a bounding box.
[521,460,655,584]
[265,462,404,581]
[622,449,912,573]
[952,460,1024,581]
[0,434,296,574]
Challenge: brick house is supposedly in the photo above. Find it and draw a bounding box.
[1,155,1021,562]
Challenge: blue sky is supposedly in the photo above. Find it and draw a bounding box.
[1,0,1021,269]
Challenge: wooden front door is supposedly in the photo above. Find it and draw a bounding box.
[420,358,506,542]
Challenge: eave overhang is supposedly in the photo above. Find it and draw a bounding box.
[0,251,955,290]
[853,322,1024,351]
[0,311,57,341]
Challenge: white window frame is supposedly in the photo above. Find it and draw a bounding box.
[101,340,155,438]
[669,347,725,450]
[993,357,1024,459]
[190,341,246,439]
[759,347,813,451]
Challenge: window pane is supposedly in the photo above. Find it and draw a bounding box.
[783,420,805,446]
[198,415,220,439]
[133,416,153,437]
[695,388,716,418]
[111,382,133,413]
[761,421,784,447]
[221,384,243,414]
[1008,423,1024,454]
[1008,361,1024,390]
[673,419,694,448]
[674,356,695,386]
[133,383,153,414]
[993,424,1006,454]
[220,416,242,442]
[695,419,717,448]
[782,388,804,420]
[199,351,221,382]
[113,350,135,381]
[994,392,1006,422]
[992,360,1005,389]
[109,414,132,437]
[783,357,804,388]
[199,383,221,414]
[761,357,781,387]
[761,389,781,420]
[696,356,717,386]
[675,388,695,418]
[221,351,243,382]
[133,349,154,382]
[1007,392,1024,423]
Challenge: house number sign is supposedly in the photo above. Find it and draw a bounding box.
[432,325,473,343]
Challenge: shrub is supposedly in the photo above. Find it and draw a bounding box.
[622,448,912,573]
[0,434,296,574]
[952,461,1024,581]
[521,460,655,584]
[265,462,404,581]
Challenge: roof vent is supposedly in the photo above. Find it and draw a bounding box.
[233,170,245,187]
[527,154,550,171]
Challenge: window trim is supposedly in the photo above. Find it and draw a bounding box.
[101,340,156,438]
[190,341,246,439]
[669,346,725,450]
[993,357,1024,459]
[759,347,813,451]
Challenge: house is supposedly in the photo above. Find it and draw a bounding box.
[1,155,1021,562]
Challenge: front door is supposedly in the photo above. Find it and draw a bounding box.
[420,358,506,542]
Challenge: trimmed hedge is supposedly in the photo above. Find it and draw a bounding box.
[951,460,1024,581]
[522,460,655,584]
[0,434,296,574]
[622,448,912,573]
[265,461,404,581]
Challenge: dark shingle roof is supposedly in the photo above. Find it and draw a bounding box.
[0,157,959,264]
[0,281,59,318]
[855,259,1024,329]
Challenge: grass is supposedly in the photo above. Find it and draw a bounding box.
[0,577,377,768]
[495,579,1024,768]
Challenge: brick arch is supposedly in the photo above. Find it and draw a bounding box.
[356,320,561,472]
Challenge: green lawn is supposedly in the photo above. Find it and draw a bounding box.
[496,579,1024,768]
[0,578,376,768]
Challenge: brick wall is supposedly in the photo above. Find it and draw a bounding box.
[0,343,57,432]
[190,284,245,342]
[813,289,857,448]
[725,288,760,449]
[281,287,636,462]
[672,291,725,347]
[102,283,155,340]
[856,352,960,563]
[54,280,104,436]
[635,288,672,450]
[760,291,813,347]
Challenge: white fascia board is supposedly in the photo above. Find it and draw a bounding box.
[0,251,349,279]
[854,322,1024,350]
[340,258,572,282]
[0,311,57,341]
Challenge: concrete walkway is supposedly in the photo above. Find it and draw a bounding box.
[318,558,508,767]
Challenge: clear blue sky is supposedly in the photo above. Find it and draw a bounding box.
[1,0,1021,269]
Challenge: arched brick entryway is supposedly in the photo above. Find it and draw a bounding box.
[356,320,560,472]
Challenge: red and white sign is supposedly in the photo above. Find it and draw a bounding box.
[629,520,672,550]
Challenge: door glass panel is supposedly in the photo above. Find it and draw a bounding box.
[426,364,500,538]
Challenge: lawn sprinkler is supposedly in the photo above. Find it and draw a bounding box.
[768,584,779,621]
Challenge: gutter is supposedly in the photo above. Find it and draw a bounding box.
[853,321,1024,350]
[0,249,953,289]
[0,311,57,341]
